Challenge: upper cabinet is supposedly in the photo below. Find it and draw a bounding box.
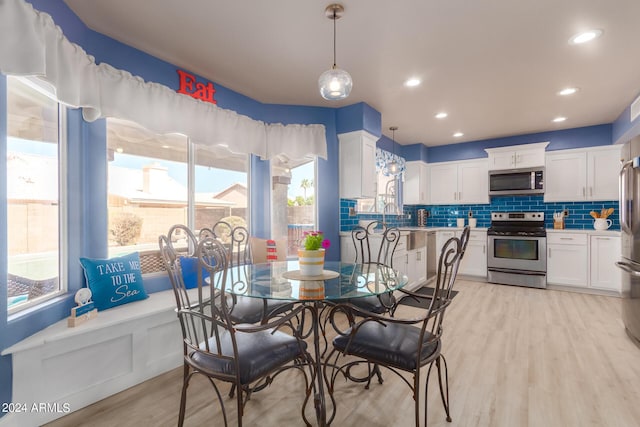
[544,145,622,202]
[403,161,429,205]
[485,142,549,171]
[339,131,377,199]
[428,159,489,205]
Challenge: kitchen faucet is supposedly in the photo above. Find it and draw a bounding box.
[382,202,399,227]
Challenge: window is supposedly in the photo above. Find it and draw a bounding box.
[271,157,317,257]
[6,76,65,312]
[194,144,249,234]
[107,118,249,263]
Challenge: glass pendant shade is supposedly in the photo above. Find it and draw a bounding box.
[318,67,352,100]
[387,160,399,175]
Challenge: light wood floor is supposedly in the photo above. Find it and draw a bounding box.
[45,280,640,427]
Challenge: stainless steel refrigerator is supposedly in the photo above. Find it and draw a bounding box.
[617,135,640,346]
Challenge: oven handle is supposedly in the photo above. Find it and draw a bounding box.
[615,261,640,277]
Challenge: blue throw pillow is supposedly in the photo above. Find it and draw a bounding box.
[179,256,210,289]
[79,252,148,311]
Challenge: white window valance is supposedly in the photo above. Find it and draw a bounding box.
[0,0,327,160]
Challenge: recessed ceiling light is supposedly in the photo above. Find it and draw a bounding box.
[558,87,579,96]
[553,117,567,123]
[453,132,464,138]
[404,78,421,87]
[161,145,170,149]
[435,112,448,119]
[116,147,124,153]
[569,29,603,45]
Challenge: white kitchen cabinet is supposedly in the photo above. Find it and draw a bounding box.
[338,130,377,199]
[544,145,621,202]
[547,233,588,287]
[458,230,487,277]
[436,230,456,260]
[590,235,621,292]
[428,163,458,204]
[403,161,429,204]
[428,159,489,205]
[435,229,486,277]
[485,142,548,170]
[407,246,427,286]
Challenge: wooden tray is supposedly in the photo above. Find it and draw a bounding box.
[282,270,339,281]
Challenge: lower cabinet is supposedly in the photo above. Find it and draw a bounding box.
[407,246,427,286]
[436,229,487,277]
[459,230,487,277]
[547,232,621,293]
[547,233,588,287]
[590,235,621,291]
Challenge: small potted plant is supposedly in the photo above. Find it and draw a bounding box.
[298,231,330,276]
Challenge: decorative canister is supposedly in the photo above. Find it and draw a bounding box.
[298,248,325,276]
[417,209,427,227]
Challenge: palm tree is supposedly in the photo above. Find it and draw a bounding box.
[300,178,313,199]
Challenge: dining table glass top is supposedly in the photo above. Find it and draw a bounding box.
[218,260,409,301]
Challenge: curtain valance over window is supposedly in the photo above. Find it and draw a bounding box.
[0,0,327,160]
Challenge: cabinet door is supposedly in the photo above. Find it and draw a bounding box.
[458,231,487,277]
[544,152,587,202]
[458,160,489,204]
[590,235,621,292]
[547,242,588,287]
[515,147,546,168]
[488,150,517,170]
[428,164,458,204]
[403,161,428,204]
[339,131,377,198]
[588,148,621,201]
[408,247,427,285]
[361,136,377,198]
[436,231,456,261]
[392,250,408,279]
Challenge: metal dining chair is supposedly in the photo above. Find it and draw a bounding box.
[348,221,401,314]
[200,222,292,325]
[324,234,466,426]
[160,234,312,427]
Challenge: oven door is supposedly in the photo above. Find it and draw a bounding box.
[487,235,546,272]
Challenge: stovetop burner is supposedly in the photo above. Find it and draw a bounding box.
[488,211,546,237]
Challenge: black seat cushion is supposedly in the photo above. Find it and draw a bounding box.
[348,293,395,314]
[226,296,294,324]
[190,326,306,385]
[333,321,439,371]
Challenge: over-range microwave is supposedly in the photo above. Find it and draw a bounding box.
[489,167,544,196]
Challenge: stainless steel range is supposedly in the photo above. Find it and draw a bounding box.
[487,212,547,289]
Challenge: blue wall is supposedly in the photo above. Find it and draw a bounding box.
[419,124,612,163]
[612,90,640,144]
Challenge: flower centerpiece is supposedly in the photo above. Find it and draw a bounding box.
[298,231,330,276]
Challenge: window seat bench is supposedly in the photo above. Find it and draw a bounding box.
[0,287,187,427]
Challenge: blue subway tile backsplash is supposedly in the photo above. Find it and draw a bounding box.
[340,196,619,231]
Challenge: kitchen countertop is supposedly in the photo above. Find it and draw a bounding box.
[339,226,488,237]
[546,228,620,236]
[341,227,619,236]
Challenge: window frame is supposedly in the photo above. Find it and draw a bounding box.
[7,77,68,315]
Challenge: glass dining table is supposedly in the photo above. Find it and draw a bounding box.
[217,260,409,427]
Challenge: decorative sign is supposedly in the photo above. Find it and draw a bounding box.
[177,69,217,104]
[67,288,98,327]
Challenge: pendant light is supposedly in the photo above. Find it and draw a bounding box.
[318,4,352,101]
[387,126,400,175]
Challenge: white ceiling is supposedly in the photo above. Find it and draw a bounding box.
[63,0,640,146]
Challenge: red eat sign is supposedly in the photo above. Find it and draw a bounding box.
[177,70,216,104]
